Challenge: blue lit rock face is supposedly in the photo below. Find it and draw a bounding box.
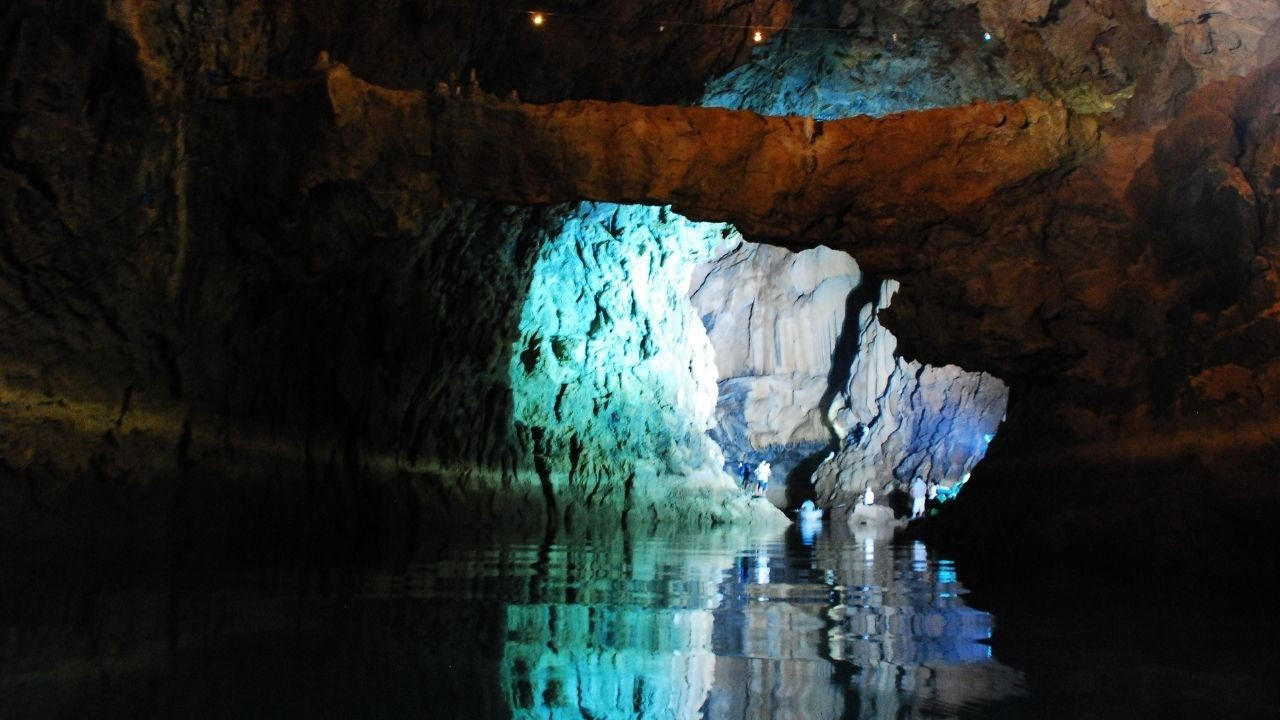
[702,0,1019,119]
[511,203,785,529]
[691,241,1007,514]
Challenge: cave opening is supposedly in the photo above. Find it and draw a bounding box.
[509,198,1007,528]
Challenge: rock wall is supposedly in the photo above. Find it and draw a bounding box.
[813,280,1007,513]
[691,242,856,501]
[692,0,1011,516]
[0,0,795,549]
[510,203,777,530]
[703,0,1021,118]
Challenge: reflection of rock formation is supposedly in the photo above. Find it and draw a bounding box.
[691,241,1006,515]
[705,531,1023,719]
[503,605,716,719]
[821,539,1025,719]
[494,537,740,719]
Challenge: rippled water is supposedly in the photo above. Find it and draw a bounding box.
[1,522,1274,718]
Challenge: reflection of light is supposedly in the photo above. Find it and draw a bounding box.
[912,542,928,572]
[983,434,993,444]
[937,562,957,585]
[755,556,770,585]
[800,519,819,546]
[863,537,875,563]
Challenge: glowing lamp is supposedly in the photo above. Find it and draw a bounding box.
[530,11,545,27]
[752,29,764,43]
[983,31,992,42]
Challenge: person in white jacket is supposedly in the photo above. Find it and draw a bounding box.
[754,461,772,497]
[910,476,928,518]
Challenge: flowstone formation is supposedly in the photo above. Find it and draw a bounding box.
[691,243,858,501]
[810,279,1007,514]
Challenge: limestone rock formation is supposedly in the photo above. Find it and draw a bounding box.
[691,242,857,500]
[690,241,1006,513]
[703,0,1022,118]
[814,280,1007,515]
[0,0,797,547]
[303,46,1280,564]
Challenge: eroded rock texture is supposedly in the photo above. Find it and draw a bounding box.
[813,280,1007,515]
[510,203,772,530]
[692,242,859,501]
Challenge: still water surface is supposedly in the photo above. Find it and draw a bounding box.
[1,522,1273,718]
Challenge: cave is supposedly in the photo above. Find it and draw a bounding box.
[3,1,1279,717]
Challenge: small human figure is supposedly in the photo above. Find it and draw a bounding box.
[910,476,928,518]
[862,484,875,506]
[739,461,752,491]
[755,460,772,497]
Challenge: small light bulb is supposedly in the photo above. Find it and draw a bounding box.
[983,31,992,42]
[531,12,545,27]
[752,29,764,43]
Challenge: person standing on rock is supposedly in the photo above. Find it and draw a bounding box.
[739,461,752,492]
[910,476,928,518]
[755,461,772,498]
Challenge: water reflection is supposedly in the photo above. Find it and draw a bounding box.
[5,527,1273,718]
[477,528,1021,719]
[0,528,1018,718]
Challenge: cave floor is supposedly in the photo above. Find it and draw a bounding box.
[1,525,1274,719]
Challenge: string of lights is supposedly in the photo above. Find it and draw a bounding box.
[428,2,1167,46]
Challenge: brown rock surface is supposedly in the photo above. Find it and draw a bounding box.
[311,64,1076,249]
